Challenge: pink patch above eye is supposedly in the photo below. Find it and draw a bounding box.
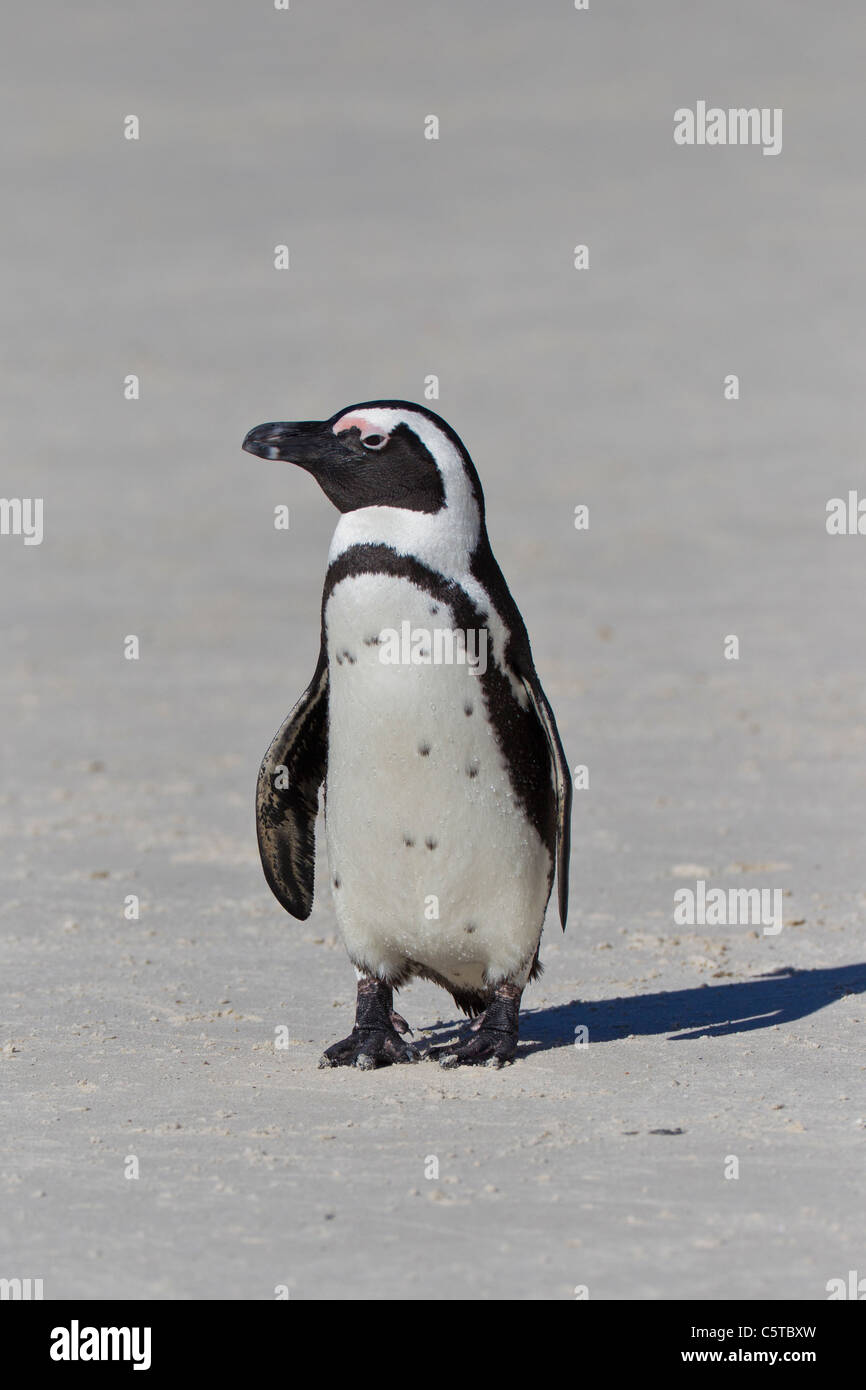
[333,413,376,438]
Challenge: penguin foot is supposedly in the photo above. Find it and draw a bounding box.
[319,1026,418,1069]
[318,975,418,1069]
[437,1028,517,1068]
[435,981,522,1068]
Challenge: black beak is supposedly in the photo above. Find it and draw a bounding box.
[242,420,336,469]
[242,415,375,515]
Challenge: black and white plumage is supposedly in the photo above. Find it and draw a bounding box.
[242,401,571,1067]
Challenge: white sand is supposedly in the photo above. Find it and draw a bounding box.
[1,0,864,1299]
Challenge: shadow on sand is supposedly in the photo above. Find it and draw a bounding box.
[423,963,866,1054]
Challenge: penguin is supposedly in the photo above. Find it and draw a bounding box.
[242,401,571,1068]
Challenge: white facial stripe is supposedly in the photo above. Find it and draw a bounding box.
[329,409,480,575]
[327,409,526,707]
[332,413,382,440]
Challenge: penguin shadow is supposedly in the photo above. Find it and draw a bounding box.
[419,963,866,1057]
[511,963,866,1055]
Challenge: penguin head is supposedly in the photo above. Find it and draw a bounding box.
[242,401,484,522]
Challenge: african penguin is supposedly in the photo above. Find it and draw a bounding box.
[242,401,571,1068]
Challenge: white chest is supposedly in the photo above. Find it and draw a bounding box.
[322,571,551,987]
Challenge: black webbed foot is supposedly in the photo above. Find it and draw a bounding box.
[435,982,522,1068]
[319,976,418,1069]
[319,1028,418,1069]
[437,1028,517,1068]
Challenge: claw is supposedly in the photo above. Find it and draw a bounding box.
[435,1027,517,1067]
[321,1026,418,1069]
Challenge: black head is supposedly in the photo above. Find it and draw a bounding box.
[242,400,489,521]
[243,402,462,514]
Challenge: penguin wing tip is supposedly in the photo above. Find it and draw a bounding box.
[261,855,314,922]
[558,880,569,931]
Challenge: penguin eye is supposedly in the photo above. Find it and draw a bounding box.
[361,433,388,451]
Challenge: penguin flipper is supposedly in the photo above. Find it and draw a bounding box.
[256,652,329,920]
[521,673,572,930]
